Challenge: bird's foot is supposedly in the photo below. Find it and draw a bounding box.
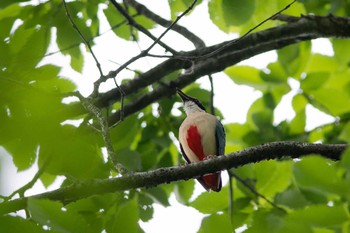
[204,155,216,160]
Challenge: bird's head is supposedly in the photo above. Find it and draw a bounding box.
[176,88,206,115]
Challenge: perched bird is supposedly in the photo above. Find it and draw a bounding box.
[177,88,226,192]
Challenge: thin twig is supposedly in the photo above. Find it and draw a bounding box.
[108,60,143,75]
[184,0,297,60]
[109,0,177,54]
[43,18,130,58]
[228,170,285,212]
[63,0,127,123]
[272,14,300,23]
[101,0,199,128]
[4,156,51,207]
[62,0,104,77]
[106,0,198,81]
[126,0,205,49]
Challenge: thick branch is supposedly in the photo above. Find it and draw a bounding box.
[106,16,350,124]
[62,15,350,122]
[0,142,346,215]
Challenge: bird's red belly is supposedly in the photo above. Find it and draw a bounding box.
[186,125,205,161]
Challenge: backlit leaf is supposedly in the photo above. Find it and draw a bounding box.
[28,198,94,233]
[198,213,232,233]
[190,187,229,214]
[222,0,255,26]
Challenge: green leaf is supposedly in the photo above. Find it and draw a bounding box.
[292,94,308,113]
[115,148,141,171]
[208,0,228,33]
[39,125,109,179]
[339,122,350,143]
[289,94,308,135]
[134,14,155,30]
[225,66,265,90]
[65,193,121,231]
[0,4,22,21]
[245,209,285,233]
[190,187,229,214]
[144,187,170,207]
[289,110,306,135]
[306,54,338,73]
[198,213,232,233]
[281,205,350,231]
[0,72,68,171]
[104,3,133,41]
[301,72,329,92]
[251,110,273,131]
[28,198,94,233]
[340,148,350,171]
[255,160,292,198]
[225,123,253,150]
[312,228,336,233]
[293,156,348,196]
[168,0,201,20]
[40,172,57,188]
[8,25,48,73]
[174,179,195,205]
[105,196,139,233]
[230,198,252,228]
[54,2,93,55]
[332,39,350,68]
[277,42,311,77]
[261,62,288,83]
[70,48,84,73]
[4,137,37,171]
[138,142,158,170]
[0,0,30,8]
[222,0,255,26]
[110,114,139,151]
[0,215,48,233]
[304,72,350,116]
[138,193,154,222]
[275,187,309,209]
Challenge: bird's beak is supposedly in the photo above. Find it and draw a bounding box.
[176,88,191,102]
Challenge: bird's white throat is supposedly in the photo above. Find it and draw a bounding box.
[183,101,205,115]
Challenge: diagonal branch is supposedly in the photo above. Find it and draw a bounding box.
[62,0,103,77]
[109,0,177,54]
[0,142,346,215]
[60,15,350,124]
[125,0,205,49]
[103,15,350,125]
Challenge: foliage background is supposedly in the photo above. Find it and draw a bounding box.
[1,0,350,232]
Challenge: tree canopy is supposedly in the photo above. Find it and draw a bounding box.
[1,0,350,232]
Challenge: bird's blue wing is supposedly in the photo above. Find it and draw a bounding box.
[215,120,226,156]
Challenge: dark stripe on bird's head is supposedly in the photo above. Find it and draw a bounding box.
[176,88,206,111]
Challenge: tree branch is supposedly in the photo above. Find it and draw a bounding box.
[0,142,346,215]
[125,0,205,49]
[62,0,103,77]
[109,0,177,54]
[60,15,350,125]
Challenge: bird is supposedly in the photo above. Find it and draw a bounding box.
[177,88,226,192]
